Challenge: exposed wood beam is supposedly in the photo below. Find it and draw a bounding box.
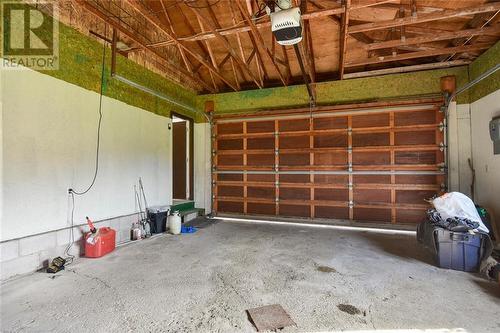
[159,1,192,74]
[343,60,471,79]
[148,3,391,46]
[111,28,117,75]
[349,2,500,33]
[196,15,220,91]
[246,49,256,65]
[228,1,250,84]
[346,43,491,67]
[189,6,263,89]
[339,0,351,79]
[235,1,287,86]
[175,3,212,60]
[75,0,214,93]
[230,58,241,91]
[367,26,500,51]
[218,53,231,69]
[302,0,316,83]
[123,0,238,91]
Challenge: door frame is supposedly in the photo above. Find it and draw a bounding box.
[171,112,194,201]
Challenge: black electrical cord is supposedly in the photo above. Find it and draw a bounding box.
[64,33,108,264]
[70,38,107,196]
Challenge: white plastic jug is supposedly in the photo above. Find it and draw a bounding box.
[168,211,181,235]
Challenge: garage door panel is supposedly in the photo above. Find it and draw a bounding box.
[280,187,310,200]
[354,208,391,222]
[247,137,275,150]
[247,120,275,133]
[395,175,439,184]
[353,151,391,165]
[315,188,349,201]
[218,155,243,166]
[315,175,349,184]
[280,136,310,149]
[218,186,244,197]
[280,174,310,183]
[314,134,348,148]
[314,116,348,130]
[396,209,426,224]
[353,175,391,184]
[218,201,244,213]
[247,174,275,182]
[218,139,243,150]
[314,152,348,166]
[396,190,437,204]
[395,109,439,126]
[352,132,390,147]
[280,153,310,166]
[217,122,243,135]
[279,204,310,217]
[247,187,275,199]
[279,119,309,132]
[395,130,436,145]
[395,151,437,165]
[247,154,274,166]
[214,102,445,225]
[315,206,350,219]
[354,189,391,203]
[352,113,389,128]
[248,203,276,215]
[217,174,243,181]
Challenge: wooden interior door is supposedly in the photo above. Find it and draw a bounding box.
[212,99,446,226]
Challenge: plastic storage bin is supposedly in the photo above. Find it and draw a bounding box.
[434,229,483,272]
[147,206,169,234]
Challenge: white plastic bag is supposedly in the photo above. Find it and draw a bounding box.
[432,192,489,233]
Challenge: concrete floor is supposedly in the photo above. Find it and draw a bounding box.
[1,220,500,333]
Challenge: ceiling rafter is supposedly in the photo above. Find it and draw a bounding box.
[301,0,316,83]
[158,1,193,74]
[339,0,351,79]
[366,26,500,51]
[145,2,392,47]
[74,0,215,93]
[346,43,492,67]
[236,0,287,86]
[195,14,221,92]
[188,4,264,89]
[123,0,239,91]
[349,2,500,34]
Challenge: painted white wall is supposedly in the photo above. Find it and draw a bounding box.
[470,89,500,233]
[1,67,173,241]
[194,122,212,214]
[447,102,473,196]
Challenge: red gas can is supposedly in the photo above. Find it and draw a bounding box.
[84,227,116,258]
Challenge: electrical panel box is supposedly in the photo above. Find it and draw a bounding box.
[490,116,500,155]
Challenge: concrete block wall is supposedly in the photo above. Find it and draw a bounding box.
[0,214,138,281]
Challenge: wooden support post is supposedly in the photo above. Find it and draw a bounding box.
[275,119,280,216]
[243,122,248,214]
[390,112,396,224]
[348,115,353,221]
[339,0,351,79]
[111,28,117,76]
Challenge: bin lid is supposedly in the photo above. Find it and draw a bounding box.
[147,205,170,213]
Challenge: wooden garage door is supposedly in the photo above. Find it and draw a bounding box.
[212,100,446,225]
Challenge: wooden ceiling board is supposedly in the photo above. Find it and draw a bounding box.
[71,0,500,93]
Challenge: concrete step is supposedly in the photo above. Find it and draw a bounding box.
[171,200,195,212]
